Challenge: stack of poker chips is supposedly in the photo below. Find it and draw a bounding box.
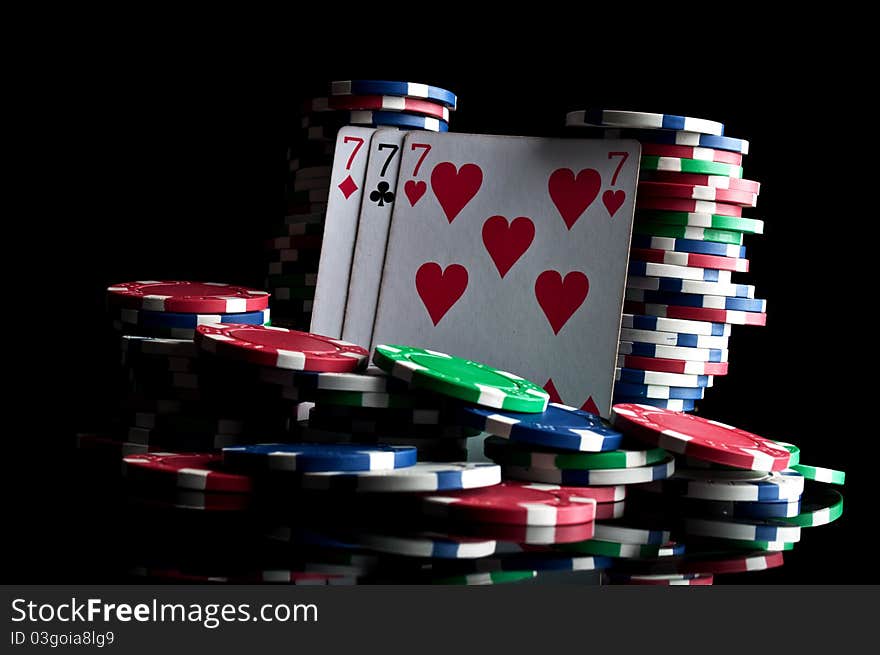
[565,110,763,412]
[100,281,293,456]
[274,79,459,329]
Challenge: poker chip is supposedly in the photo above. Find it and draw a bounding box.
[502,455,676,486]
[579,126,749,154]
[196,324,369,373]
[774,442,801,467]
[639,156,743,179]
[483,435,667,470]
[629,260,734,283]
[773,488,844,527]
[107,281,270,313]
[620,341,727,363]
[609,573,714,586]
[300,462,501,493]
[559,539,685,559]
[636,197,745,219]
[611,397,696,412]
[636,211,762,234]
[679,551,785,575]
[596,501,627,520]
[593,520,671,545]
[625,290,767,313]
[120,336,197,358]
[309,403,449,426]
[420,481,599,526]
[617,354,729,376]
[619,327,729,350]
[669,496,803,520]
[683,517,802,543]
[373,345,549,413]
[640,143,743,165]
[429,571,537,585]
[453,520,597,545]
[615,367,712,388]
[631,246,750,272]
[790,463,846,485]
[122,453,253,493]
[631,234,746,258]
[633,223,745,246]
[331,80,458,109]
[623,301,768,327]
[222,443,417,473]
[641,468,805,502]
[639,182,757,207]
[456,403,623,452]
[350,531,497,559]
[115,308,270,329]
[443,552,613,574]
[566,109,725,136]
[623,313,731,337]
[339,110,448,132]
[626,275,755,298]
[640,171,760,192]
[611,405,791,471]
[717,539,794,552]
[612,382,705,400]
[305,95,451,121]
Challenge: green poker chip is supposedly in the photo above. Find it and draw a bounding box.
[373,345,549,413]
[640,156,743,177]
[634,222,744,246]
[773,488,844,528]
[791,462,845,485]
[637,211,764,235]
[484,436,667,470]
[708,539,794,552]
[429,570,537,585]
[774,441,801,467]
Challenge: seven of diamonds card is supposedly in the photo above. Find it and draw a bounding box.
[371,132,640,416]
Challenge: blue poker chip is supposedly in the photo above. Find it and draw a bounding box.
[456,403,623,452]
[620,341,727,362]
[626,290,767,313]
[628,260,726,283]
[635,277,754,299]
[439,553,613,574]
[568,110,725,136]
[612,382,705,400]
[623,314,731,337]
[222,443,417,473]
[331,80,458,109]
[619,327,728,349]
[631,234,746,258]
[680,497,803,520]
[613,396,696,411]
[573,126,749,154]
[117,308,269,329]
[617,367,712,388]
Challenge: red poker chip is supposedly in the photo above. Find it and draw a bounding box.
[639,171,761,194]
[595,500,626,520]
[641,143,743,165]
[623,301,768,326]
[679,552,784,575]
[638,182,758,207]
[304,95,450,122]
[195,324,369,373]
[636,197,743,217]
[610,404,791,471]
[614,573,714,585]
[107,281,270,314]
[122,453,253,493]
[421,481,599,526]
[450,520,596,545]
[630,247,749,273]
[618,354,729,376]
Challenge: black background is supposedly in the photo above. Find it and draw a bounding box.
[7,34,874,584]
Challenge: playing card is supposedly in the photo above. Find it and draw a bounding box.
[371,132,640,416]
[310,126,377,337]
[342,129,406,348]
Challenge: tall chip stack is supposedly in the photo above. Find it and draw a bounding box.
[565,110,763,412]
[274,80,458,330]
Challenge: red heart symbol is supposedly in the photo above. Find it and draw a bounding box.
[404,180,427,206]
[535,270,589,335]
[415,263,469,325]
[430,162,483,223]
[543,379,563,404]
[602,189,625,217]
[548,168,601,229]
[580,396,600,415]
[482,216,535,278]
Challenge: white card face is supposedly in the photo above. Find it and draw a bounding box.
[342,129,406,349]
[372,132,640,416]
[310,126,377,337]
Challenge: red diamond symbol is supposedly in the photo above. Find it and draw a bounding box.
[338,175,358,199]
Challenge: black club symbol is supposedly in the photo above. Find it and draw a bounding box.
[370,181,395,207]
